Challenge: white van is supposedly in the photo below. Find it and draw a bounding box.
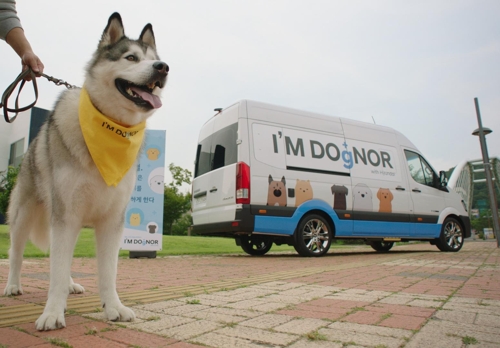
[191,100,470,256]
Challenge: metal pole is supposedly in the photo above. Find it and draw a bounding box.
[474,98,500,247]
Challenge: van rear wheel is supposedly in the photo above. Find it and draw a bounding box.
[294,214,332,257]
[435,217,464,252]
[369,241,394,252]
[240,236,273,255]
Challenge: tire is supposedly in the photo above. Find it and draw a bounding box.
[240,236,273,255]
[435,217,464,252]
[293,214,333,257]
[370,241,394,252]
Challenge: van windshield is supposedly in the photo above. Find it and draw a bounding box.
[194,123,238,178]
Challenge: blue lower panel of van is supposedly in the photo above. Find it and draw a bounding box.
[410,223,441,238]
[254,216,297,235]
[353,221,411,236]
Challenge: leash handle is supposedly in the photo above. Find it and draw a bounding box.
[1,68,39,123]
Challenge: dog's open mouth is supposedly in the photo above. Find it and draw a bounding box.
[115,78,162,109]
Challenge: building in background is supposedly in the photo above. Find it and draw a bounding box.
[0,107,49,173]
[0,107,49,224]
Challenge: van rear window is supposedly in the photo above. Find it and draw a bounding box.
[194,123,238,178]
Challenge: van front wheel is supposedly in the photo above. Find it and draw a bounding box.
[294,214,332,257]
[435,217,464,252]
[240,236,273,256]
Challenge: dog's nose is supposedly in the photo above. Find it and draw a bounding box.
[153,61,169,74]
[273,189,282,197]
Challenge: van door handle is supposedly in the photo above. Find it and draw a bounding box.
[209,187,218,193]
[412,188,421,193]
[193,191,207,198]
[395,186,405,191]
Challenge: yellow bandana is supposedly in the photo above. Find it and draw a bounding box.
[79,88,146,186]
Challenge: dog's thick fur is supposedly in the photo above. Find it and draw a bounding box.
[3,13,168,331]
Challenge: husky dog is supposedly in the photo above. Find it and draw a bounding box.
[3,13,168,331]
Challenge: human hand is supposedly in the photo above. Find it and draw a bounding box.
[21,51,44,80]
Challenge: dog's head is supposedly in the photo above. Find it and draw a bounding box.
[377,188,393,202]
[268,175,286,198]
[85,13,168,125]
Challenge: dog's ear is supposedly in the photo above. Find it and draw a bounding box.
[268,175,273,184]
[100,12,125,48]
[140,23,156,50]
[281,176,286,185]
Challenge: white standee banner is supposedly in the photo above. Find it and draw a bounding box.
[121,130,165,251]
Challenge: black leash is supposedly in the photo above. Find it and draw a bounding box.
[1,68,77,123]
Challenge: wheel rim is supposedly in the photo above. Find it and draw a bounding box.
[444,220,463,249]
[302,219,330,254]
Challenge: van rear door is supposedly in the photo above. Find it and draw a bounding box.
[192,104,240,226]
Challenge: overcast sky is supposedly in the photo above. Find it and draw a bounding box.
[2,0,499,188]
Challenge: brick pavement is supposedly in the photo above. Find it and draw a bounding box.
[1,241,499,347]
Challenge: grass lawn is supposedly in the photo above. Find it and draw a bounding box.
[0,224,296,258]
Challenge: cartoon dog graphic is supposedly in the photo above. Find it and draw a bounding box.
[295,179,313,206]
[267,175,287,206]
[331,184,348,210]
[146,147,160,160]
[129,213,141,226]
[377,188,393,213]
[353,183,373,211]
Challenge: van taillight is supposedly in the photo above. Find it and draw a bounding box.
[236,162,250,204]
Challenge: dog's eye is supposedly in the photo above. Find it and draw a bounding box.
[125,55,137,62]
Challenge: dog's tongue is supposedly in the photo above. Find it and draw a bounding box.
[130,87,162,108]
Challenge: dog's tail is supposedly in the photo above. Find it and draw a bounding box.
[28,205,51,252]
[7,194,50,253]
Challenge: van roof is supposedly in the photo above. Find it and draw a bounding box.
[210,99,418,150]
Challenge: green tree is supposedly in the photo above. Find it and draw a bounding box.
[163,163,192,235]
[171,214,193,236]
[0,166,20,217]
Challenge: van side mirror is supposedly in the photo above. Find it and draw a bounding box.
[439,170,448,187]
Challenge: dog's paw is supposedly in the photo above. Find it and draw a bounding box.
[35,311,66,331]
[3,284,23,296]
[105,303,135,322]
[69,282,85,294]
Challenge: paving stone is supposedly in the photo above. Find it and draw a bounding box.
[328,321,412,338]
[319,327,405,348]
[265,294,310,304]
[287,338,343,348]
[134,300,186,313]
[379,313,428,330]
[407,299,443,308]
[442,302,500,315]
[239,313,292,329]
[161,319,222,340]
[99,327,177,347]
[198,306,262,318]
[215,326,298,346]
[251,301,291,312]
[273,318,328,335]
[192,332,269,348]
[182,309,249,323]
[0,327,47,347]
[432,309,477,324]
[131,315,196,333]
[163,303,212,316]
[475,313,500,328]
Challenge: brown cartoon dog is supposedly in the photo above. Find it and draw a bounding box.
[331,184,348,210]
[377,188,393,213]
[295,179,313,206]
[147,148,160,160]
[267,175,287,206]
